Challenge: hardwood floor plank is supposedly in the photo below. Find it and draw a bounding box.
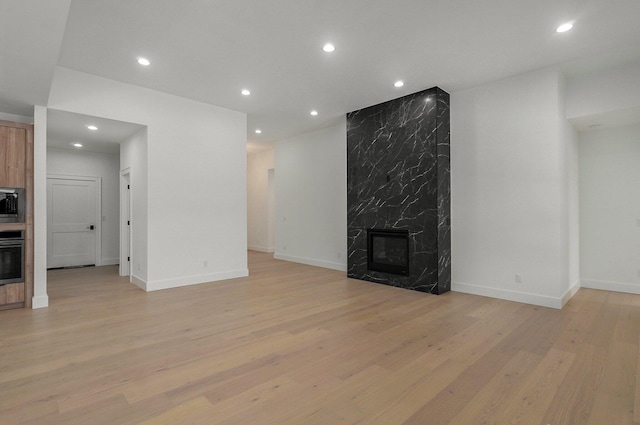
[122,330,324,404]
[540,343,607,425]
[138,396,217,425]
[615,301,640,345]
[586,341,636,425]
[0,251,638,424]
[353,358,477,424]
[635,342,640,423]
[445,349,544,425]
[485,348,575,425]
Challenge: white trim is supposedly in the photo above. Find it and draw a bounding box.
[119,168,131,278]
[101,257,119,266]
[31,295,49,309]
[46,174,102,267]
[144,269,249,292]
[452,281,564,309]
[581,279,640,295]
[248,245,274,253]
[33,105,48,309]
[131,274,146,291]
[560,280,581,307]
[274,253,347,272]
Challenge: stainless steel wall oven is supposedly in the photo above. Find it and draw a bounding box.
[0,230,24,285]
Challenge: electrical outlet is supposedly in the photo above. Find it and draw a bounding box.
[337,252,342,259]
[203,260,208,268]
[515,274,522,283]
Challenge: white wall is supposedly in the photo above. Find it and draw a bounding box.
[0,112,32,124]
[451,67,576,308]
[47,148,120,265]
[247,147,275,252]
[566,61,640,120]
[46,67,248,291]
[560,75,581,298]
[564,114,580,294]
[274,122,347,271]
[579,123,640,293]
[120,127,148,283]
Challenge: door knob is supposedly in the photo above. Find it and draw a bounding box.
[88,225,95,230]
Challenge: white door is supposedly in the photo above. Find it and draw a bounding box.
[47,178,98,268]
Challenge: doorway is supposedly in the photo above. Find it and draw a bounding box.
[46,176,102,268]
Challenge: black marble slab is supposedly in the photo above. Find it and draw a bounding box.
[347,87,450,294]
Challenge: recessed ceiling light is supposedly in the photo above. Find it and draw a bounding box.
[556,22,574,33]
[310,110,318,116]
[255,129,262,134]
[394,80,404,88]
[73,143,83,148]
[87,125,98,131]
[322,43,335,53]
[241,89,251,96]
[137,57,151,66]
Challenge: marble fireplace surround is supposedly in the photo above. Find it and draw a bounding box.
[347,87,451,294]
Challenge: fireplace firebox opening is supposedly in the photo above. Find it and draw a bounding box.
[367,228,409,276]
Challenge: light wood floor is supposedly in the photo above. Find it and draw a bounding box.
[1,251,638,424]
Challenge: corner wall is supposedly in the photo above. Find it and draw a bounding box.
[451,68,575,308]
[579,123,640,293]
[560,75,581,302]
[274,122,347,271]
[120,127,148,285]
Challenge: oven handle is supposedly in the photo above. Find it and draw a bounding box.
[0,241,24,246]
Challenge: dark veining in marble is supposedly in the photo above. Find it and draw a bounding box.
[347,87,451,294]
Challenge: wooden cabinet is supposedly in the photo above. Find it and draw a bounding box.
[0,120,33,310]
[0,124,27,188]
[0,283,25,310]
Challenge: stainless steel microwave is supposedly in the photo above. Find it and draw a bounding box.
[0,188,25,223]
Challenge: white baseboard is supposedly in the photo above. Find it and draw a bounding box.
[273,253,347,272]
[131,274,147,291]
[98,257,119,266]
[32,295,49,309]
[452,281,564,309]
[581,279,640,295]
[248,245,275,253]
[145,269,249,292]
[560,280,581,307]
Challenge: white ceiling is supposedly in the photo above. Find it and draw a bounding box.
[2,0,640,152]
[0,1,70,115]
[47,109,144,154]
